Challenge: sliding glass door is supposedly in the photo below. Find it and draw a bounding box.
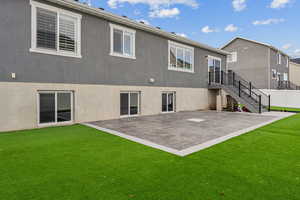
[208,56,222,84]
[120,92,140,117]
[38,91,73,125]
[162,92,175,113]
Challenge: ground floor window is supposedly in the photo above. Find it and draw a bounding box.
[120,92,140,116]
[38,91,73,125]
[162,92,175,112]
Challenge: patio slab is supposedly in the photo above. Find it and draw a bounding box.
[84,111,293,156]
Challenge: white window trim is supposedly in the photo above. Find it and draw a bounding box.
[207,55,222,83]
[37,91,74,127]
[110,23,136,59]
[30,0,82,58]
[286,57,289,68]
[227,52,237,63]
[120,91,140,118]
[277,53,282,65]
[161,91,176,113]
[168,41,195,73]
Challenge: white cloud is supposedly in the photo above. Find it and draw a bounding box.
[232,0,247,11]
[107,0,199,9]
[176,33,187,37]
[225,24,238,32]
[270,0,290,9]
[201,26,218,33]
[295,49,300,56]
[149,8,180,18]
[137,19,150,25]
[252,18,285,25]
[282,44,292,50]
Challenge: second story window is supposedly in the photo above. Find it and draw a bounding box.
[110,24,136,59]
[277,53,282,65]
[30,1,82,58]
[227,52,237,63]
[168,41,194,73]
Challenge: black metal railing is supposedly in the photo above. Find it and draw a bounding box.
[209,70,271,113]
[278,81,300,90]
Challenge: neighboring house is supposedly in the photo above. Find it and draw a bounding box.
[0,0,229,132]
[290,59,300,86]
[221,37,290,89]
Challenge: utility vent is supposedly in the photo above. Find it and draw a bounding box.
[187,118,205,123]
[98,7,105,10]
[122,15,128,18]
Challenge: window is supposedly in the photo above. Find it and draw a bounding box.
[283,73,288,81]
[168,41,194,73]
[277,53,282,65]
[30,1,81,58]
[120,92,140,116]
[162,92,175,113]
[277,72,281,81]
[227,52,237,63]
[110,24,136,59]
[38,91,73,125]
[208,56,222,84]
[272,69,277,79]
[286,57,289,67]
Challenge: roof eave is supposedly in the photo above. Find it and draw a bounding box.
[221,37,290,57]
[43,0,229,56]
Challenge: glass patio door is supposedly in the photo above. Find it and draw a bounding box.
[162,92,175,113]
[120,92,140,117]
[208,56,221,84]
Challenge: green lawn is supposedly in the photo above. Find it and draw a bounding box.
[0,115,300,200]
[271,106,300,112]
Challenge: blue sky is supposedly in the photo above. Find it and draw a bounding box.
[81,0,300,58]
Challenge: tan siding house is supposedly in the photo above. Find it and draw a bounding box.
[290,61,300,86]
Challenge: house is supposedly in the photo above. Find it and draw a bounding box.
[290,59,300,86]
[221,37,291,89]
[0,0,233,132]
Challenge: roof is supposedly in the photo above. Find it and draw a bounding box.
[291,58,300,64]
[43,0,229,56]
[220,37,289,57]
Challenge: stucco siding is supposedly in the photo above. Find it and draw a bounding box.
[0,0,226,88]
[0,82,215,132]
[222,39,269,89]
[289,62,300,86]
[269,49,289,89]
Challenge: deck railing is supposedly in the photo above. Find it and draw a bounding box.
[209,70,271,113]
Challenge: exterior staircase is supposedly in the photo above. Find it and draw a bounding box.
[208,70,270,113]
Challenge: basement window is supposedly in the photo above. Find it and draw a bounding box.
[38,91,73,125]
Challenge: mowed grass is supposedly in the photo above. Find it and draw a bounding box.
[0,115,300,200]
[271,106,300,113]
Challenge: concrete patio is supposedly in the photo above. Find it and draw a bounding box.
[84,111,293,156]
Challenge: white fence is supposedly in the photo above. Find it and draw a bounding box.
[261,90,300,108]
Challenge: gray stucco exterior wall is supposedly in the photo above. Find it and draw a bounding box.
[0,0,226,88]
[222,39,269,89]
[223,38,289,89]
[269,49,289,89]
